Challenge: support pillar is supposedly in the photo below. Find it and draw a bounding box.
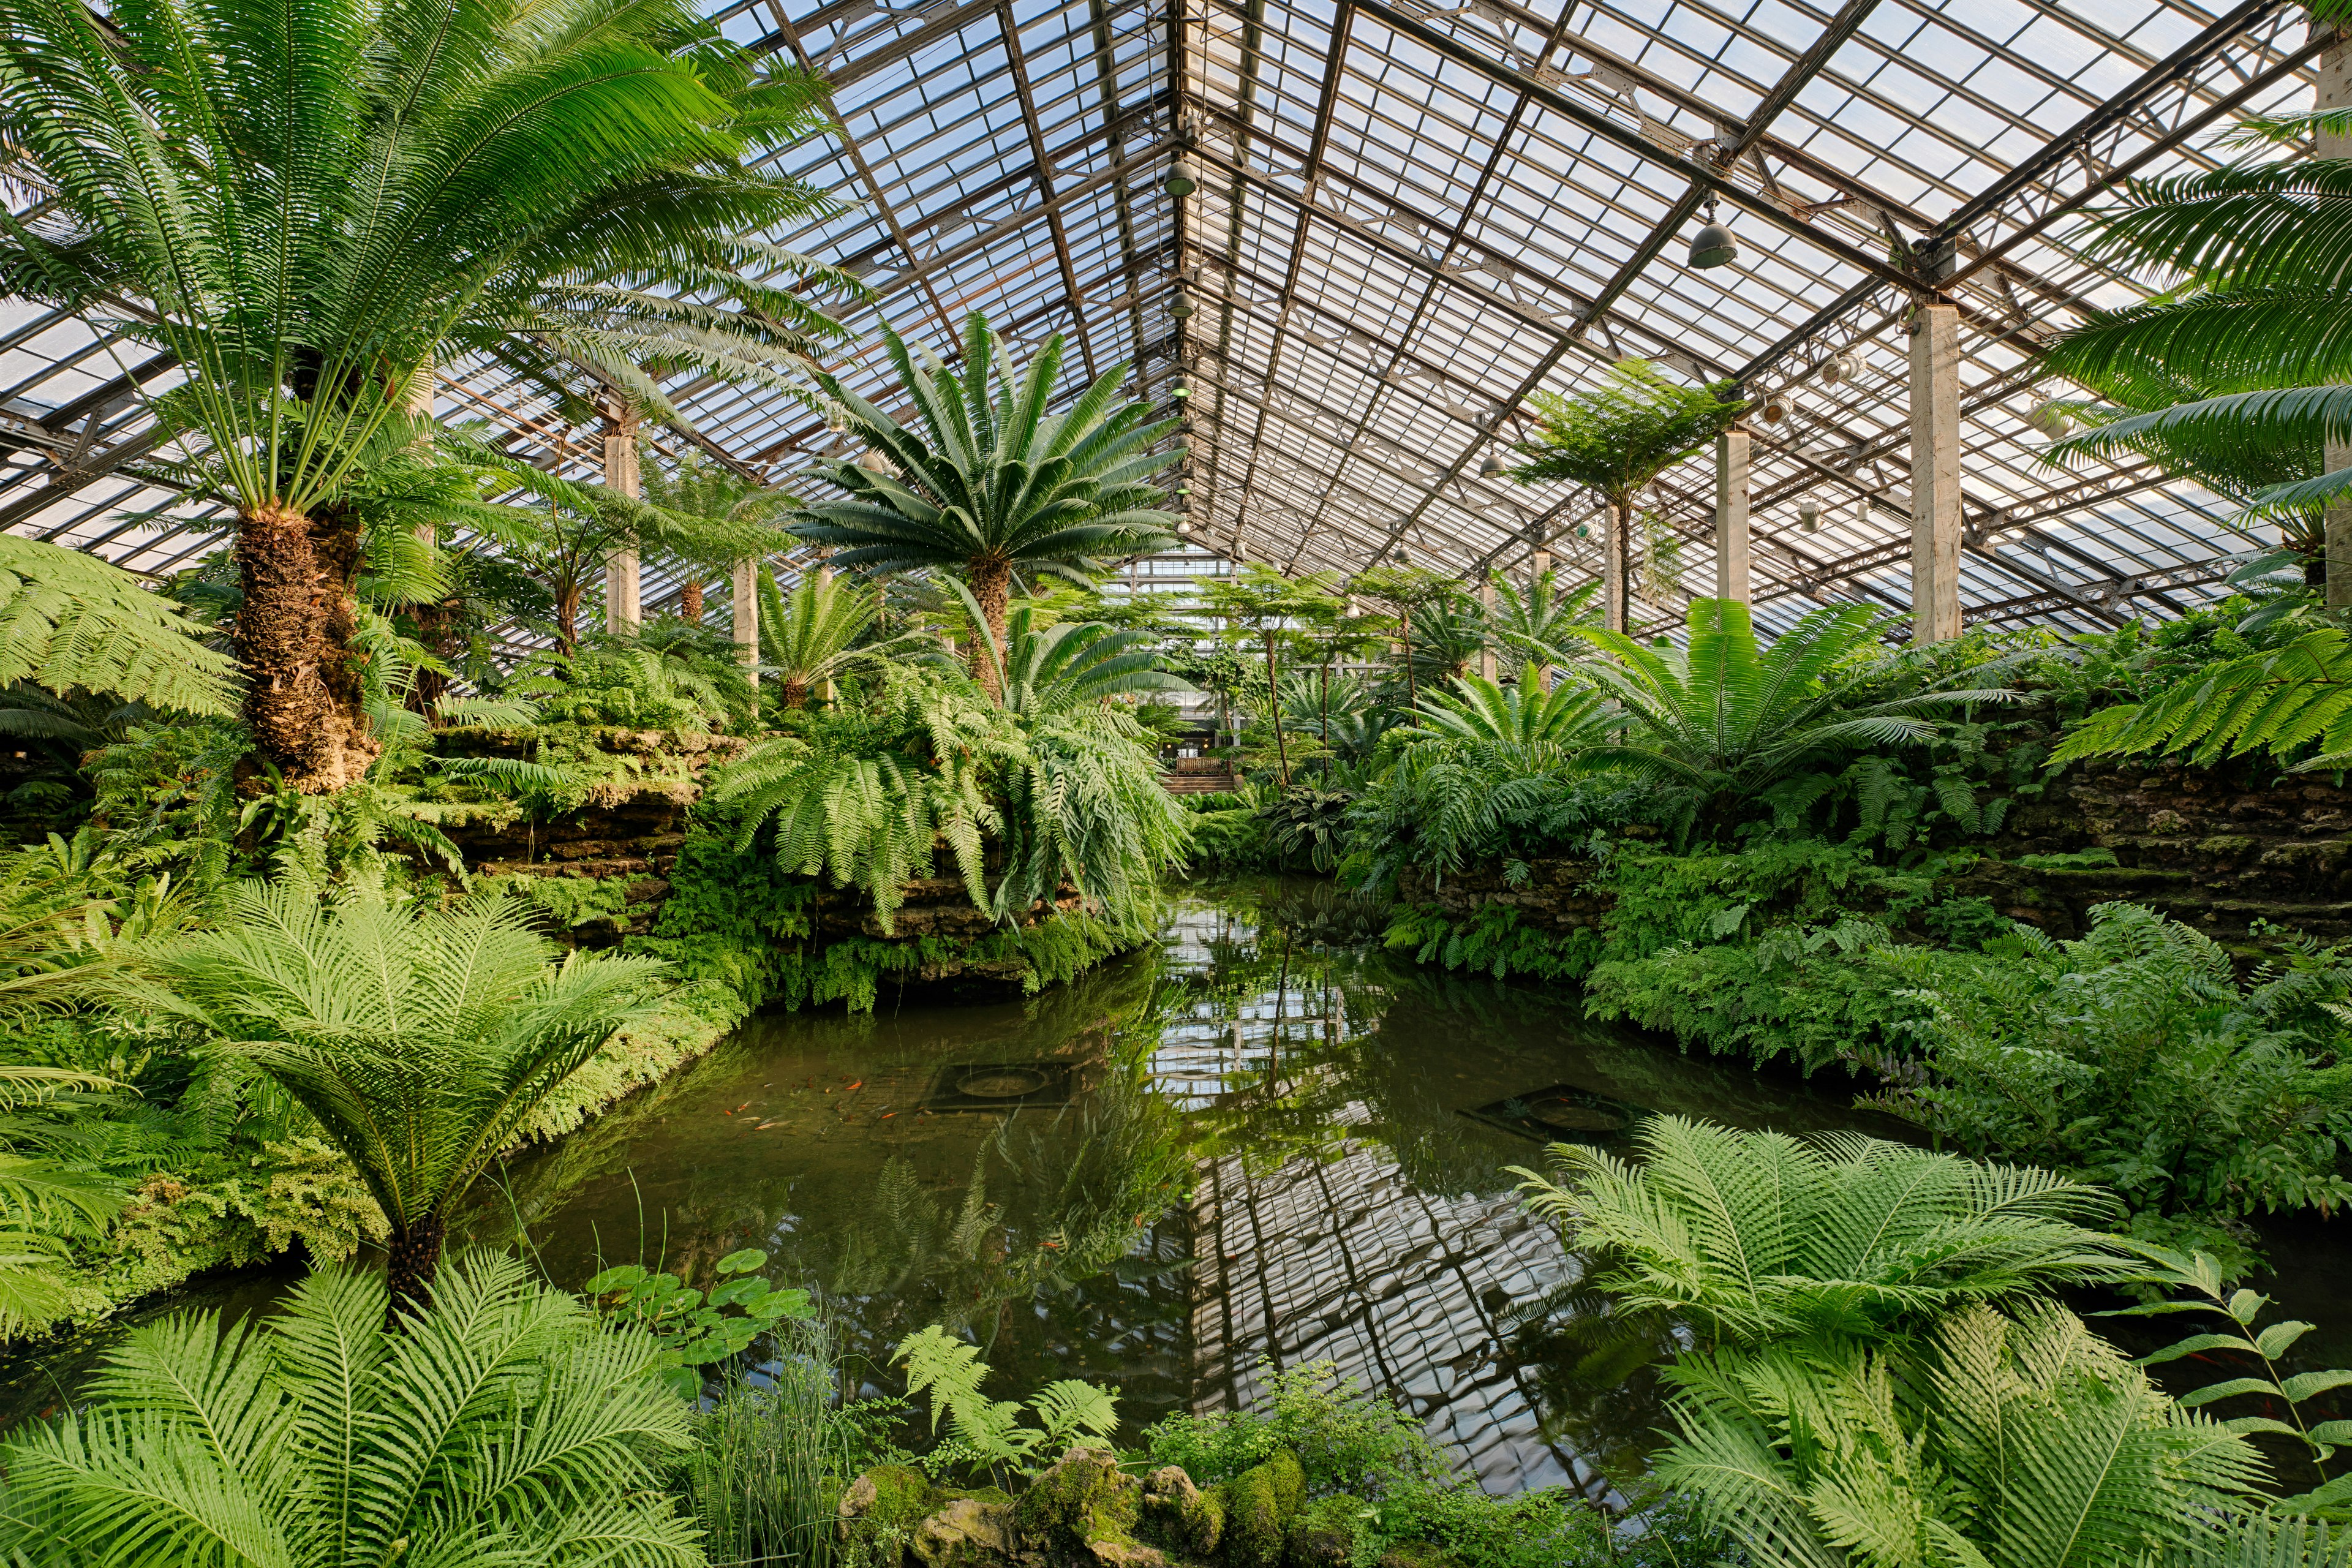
[1714,428,1751,605]
[1604,503,1629,633]
[1529,545,1551,692]
[1908,304,1962,645]
[733,558,759,687]
[1478,580,1496,682]
[602,410,641,635]
[2321,29,2352,605]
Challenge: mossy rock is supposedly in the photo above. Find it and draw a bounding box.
[1284,1496,1361,1568]
[1014,1446,1161,1568]
[1140,1464,1224,1557]
[1375,1543,1463,1568]
[840,1465,944,1558]
[913,1496,1019,1568]
[1218,1449,1306,1568]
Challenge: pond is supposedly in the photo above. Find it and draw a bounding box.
[6,875,2350,1493]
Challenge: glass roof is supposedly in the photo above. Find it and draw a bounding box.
[0,0,2328,636]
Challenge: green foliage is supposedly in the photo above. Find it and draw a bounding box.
[137,880,675,1303]
[1142,1360,1447,1495]
[587,1246,815,1398]
[2105,1245,2352,1517]
[1257,786,1357,873]
[0,535,239,718]
[1507,359,1743,505]
[1868,903,2352,1230]
[2049,627,2352,772]
[795,312,1181,612]
[0,1251,703,1565]
[1659,1299,2265,1568]
[1515,1117,2139,1349]
[1183,804,1276,873]
[514,639,754,732]
[760,567,924,709]
[894,1323,1120,1481]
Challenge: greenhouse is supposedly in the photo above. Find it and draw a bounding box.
[4,0,2352,1557]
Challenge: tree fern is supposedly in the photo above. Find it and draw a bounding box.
[1513,1116,2141,1349]
[0,1251,703,1565]
[1659,1300,2264,1568]
[2048,627,2352,771]
[0,536,238,718]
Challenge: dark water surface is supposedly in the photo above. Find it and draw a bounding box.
[6,876,2348,1494]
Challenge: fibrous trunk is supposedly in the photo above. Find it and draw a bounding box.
[238,501,379,793]
[966,557,1012,699]
[681,580,705,622]
[782,677,810,710]
[383,1213,447,1328]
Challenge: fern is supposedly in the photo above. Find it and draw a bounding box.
[0,535,239,718]
[2049,627,2352,771]
[892,1324,1120,1480]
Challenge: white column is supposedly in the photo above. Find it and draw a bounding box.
[732,558,759,687]
[1604,503,1629,633]
[1478,581,1497,682]
[815,564,836,704]
[1714,428,1751,605]
[2322,30,2352,605]
[1529,544,1551,693]
[1909,303,1962,645]
[602,412,641,635]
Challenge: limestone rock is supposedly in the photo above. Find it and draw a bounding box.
[913,1496,1018,1568]
[1014,1446,1161,1568]
[839,1465,942,1545]
[1140,1464,1223,1556]
[1283,1496,1360,1568]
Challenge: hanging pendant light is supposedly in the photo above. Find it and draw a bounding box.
[824,401,848,434]
[1798,500,1820,534]
[1164,157,1199,197]
[1175,518,1193,535]
[1171,380,1190,401]
[1688,197,1738,270]
[1479,451,1507,479]
[1169,286,1196,319]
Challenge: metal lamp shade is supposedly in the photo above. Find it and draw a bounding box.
[1688,220,1739,269]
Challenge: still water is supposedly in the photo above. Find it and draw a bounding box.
[6,876,2345,1491]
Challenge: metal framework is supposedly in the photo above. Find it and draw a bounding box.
[0,0,2329,635]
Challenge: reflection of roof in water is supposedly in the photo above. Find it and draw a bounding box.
[1189,1110,1608,1501]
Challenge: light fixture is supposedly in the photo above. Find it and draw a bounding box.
[857,450,894,475]
[1479,451,1507,479]
[1164,157,1199,197]
[1687,198,1738,270]
[1169,286,1196,319]
[1824,351,1862,386]
[1175,518,1193,535]
[1574,524,1590,539]
[824,401,848,434]
[1171,382,1190,401]
[1798,500,1820,534]
[1177,483,1192,495]
[1344,597,1360,617]
[2026,400,2075,439]
[1760,393,1790,424]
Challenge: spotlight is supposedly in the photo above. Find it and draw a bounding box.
[1479,451,1507,479]
[1798,500,1820,534]
[1824,352,1862,386]
[1687,199,1738,270]
[1760,393,1790,425]
[1574,524,1590,539]
[1164,157,1199,197]
[1170,287,1196,320]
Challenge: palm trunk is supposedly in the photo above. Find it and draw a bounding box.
[554,582,582,659]
[237,500,379,793]
[782,677,810,710]
[384,1213,447,1328]
[966,557,1012,699]
[681,580,705,622]
[1264,629,1290,788]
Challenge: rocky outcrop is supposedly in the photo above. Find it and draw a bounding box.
[839,1448,1436,1568]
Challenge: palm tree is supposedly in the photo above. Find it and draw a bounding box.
[1513,1115,2141,1349]
[1197,565,1339,788]
[0,536,238,719]
[1506,360,1745,631]
[139,883,672,1317]
[1482,568,1599,688]
[1565,597,2017,804]
[792,313,1183,696]
[2037,110,2352,581]
[0,0,842,791]
[964,597,1191,720]
[0,1252,704,1564]
[1407,675,1610,756]
[758,567,925,709]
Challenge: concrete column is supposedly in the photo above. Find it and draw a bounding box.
[1714,428,1751,605]
[1908,304,1962,645]
[602,411,641,635]
[1529,546,1551,692]
[732,558,759,687]
[815,564,836,704]
[1604,502,1629,633]
[1478,581,1497,682]
[2321,30,2352,605]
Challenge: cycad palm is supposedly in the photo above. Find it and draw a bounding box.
[0,0,837,790]
[2038,111,2352,553]
[1482,568,1599,688]
[140,883,673,1316]
[0,1252,703,1566]
[1513,1116,2140,1348]
[1566,598,2015,799]
[758,568,923,709]
[972,598,1191,720]
[793,313,1183,695]
[1409,676,1610,756]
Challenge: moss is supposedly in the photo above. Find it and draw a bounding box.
[1374,1544,1463,1568]
[1140,1465,1223,1557]
[840,1465,943,1556]
[1284,1495,1360,1568]
[912,1496,1017,1568]
[1012,1447,1156,1567]
[1217,1450,1305,1568]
